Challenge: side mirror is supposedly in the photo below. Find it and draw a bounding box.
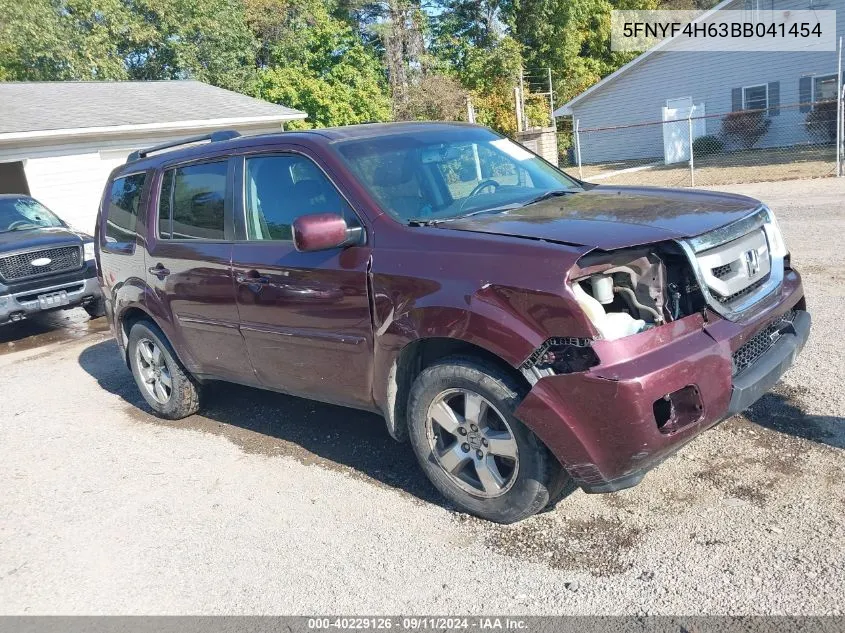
[292,213,363,252]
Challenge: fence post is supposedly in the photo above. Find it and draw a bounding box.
[688,110,695,187]
[574,118,583,181]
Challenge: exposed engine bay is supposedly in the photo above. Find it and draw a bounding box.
[570,244,707,341]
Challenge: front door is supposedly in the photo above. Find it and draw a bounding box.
[230,151,374,409]
[145,157,252,381]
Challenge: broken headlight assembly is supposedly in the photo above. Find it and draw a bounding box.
[569,244,706,341]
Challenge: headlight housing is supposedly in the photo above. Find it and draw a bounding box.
[763,206,788,258]
[83,242,95,261]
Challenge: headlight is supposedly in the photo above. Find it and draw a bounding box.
[83,242,95,261]
[763,207,788,258]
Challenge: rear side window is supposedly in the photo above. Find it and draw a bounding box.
[104,173,146,248]
[158,161,227,240]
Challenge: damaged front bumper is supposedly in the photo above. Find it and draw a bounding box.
[514,269,809,493]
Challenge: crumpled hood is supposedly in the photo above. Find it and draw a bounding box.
[0,226,88,252]
[438,185,762,250]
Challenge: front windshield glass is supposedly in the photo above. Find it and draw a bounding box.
[335,127,580,223]
[0,197,65,233]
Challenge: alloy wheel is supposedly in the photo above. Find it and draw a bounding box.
[425,388,519,498]
[135,338,173,404]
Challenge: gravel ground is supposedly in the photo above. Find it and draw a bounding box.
[0,179,843,615]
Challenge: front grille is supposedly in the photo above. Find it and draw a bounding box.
[0,246,82,282]
[732,310,796,376]
[716,276,768,304]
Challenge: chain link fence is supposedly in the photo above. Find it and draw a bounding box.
[560,99,843,188]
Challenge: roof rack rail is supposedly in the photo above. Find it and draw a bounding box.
[126,130,241,162]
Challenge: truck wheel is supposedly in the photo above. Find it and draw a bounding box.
[83,298,106,319]
[407,356,566,523]
[127,320,201,419]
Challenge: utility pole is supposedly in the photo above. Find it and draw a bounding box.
[547,67,555,129]
[518,67,527,131]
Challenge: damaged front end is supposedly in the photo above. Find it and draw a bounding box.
[515,206,809,493]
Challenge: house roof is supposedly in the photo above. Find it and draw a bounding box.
[553,0,736,116]
[0,80,307,140]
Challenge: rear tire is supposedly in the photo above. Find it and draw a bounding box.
[407,356,567,523]
[127,320,201,419]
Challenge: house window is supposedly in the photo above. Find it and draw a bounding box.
[743,84,768,111]
[814,74,838,103]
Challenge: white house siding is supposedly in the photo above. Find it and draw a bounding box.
[0,123,283,235]
[571,0,845,164]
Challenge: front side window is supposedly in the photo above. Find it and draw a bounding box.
[244,154,355,241]
[743,84,768,111]
[335,127,579,223]
[159,161,227,240]
[105,173,146,246]
[0,196,64,234]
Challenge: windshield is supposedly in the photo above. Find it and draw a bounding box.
[335,127,581,223]
[0,197,65,233]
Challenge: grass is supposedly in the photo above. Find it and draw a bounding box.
[568,144,837,188]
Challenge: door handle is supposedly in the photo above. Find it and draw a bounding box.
[148,264,170,279]
[235,270,270,285]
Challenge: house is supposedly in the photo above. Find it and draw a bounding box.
[554,0,844,164]
[0,81,306,231]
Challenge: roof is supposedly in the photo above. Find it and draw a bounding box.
[114,121,495,175]
[304,121,480,141]
[0,80,306,140]
[553,0,735,116]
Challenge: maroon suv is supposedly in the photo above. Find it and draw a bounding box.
[95,123,809,523]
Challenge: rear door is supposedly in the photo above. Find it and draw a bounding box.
[145,157,252,381]
[230,149,374,409]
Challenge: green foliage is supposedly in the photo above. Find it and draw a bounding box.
[692,135,724,155]
[721,111,771,149]
[501,0,657,104]
[805,101,838,143]
[0,0,685,135]
[252,0,390,127]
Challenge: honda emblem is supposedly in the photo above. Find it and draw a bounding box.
[744,249,760,277]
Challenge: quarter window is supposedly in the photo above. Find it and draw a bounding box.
[105,173,146,247]
[158,161,228,240]
[244,155,355,241]
[742,84,768,111]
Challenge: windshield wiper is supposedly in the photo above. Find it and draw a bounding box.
[408,206,513,226]
[407,189,579,226]
[518,189,578,208]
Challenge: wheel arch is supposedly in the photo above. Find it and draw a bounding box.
[380,336,533,443]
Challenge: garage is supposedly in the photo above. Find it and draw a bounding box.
[0,81,306,232]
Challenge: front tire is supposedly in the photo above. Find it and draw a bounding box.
[127,320,201,419]
[83,298,106,319]
[407,356,566,523]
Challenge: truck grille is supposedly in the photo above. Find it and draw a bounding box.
[732,310,796,376]
[0,246,82,282]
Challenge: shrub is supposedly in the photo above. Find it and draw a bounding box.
[805,100,837,143]
[721,110,771,149]
[692,135,724,155]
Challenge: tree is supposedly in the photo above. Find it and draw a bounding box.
[0,0,258,92]
[501,0,656,104]
[251,0,390,127]
[0,0,135,80]
[123,0,259,93]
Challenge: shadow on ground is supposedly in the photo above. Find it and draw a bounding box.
[77,338,443,506]
[744,386,845,450]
